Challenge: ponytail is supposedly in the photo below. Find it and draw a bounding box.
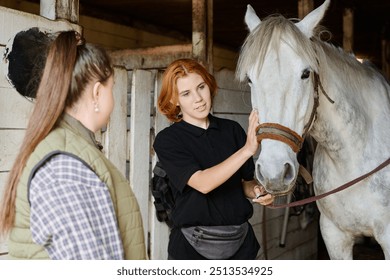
[0,31,80,236]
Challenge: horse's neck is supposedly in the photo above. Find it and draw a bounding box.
[310,67,390,166]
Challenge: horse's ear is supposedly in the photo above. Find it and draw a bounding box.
[296,0,330,37]
[245,4,261,32]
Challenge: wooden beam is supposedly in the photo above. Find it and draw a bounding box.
[192,0,206,64]
[343,8,354,53]
[298,0,314,19]
[40,0,79,23]
[192,0,213,72]
[109,44,192,70]
[207,0,213,73]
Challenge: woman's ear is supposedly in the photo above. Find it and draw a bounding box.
[92,81,101,102]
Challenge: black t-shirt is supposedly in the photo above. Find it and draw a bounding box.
[153,114,259,259]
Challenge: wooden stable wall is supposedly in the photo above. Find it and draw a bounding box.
[0,0,238,71]
[0,5,318,260]
[0,6,81,259]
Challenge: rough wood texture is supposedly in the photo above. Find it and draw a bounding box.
[110,44,192,70]
[40,0,79,23]
[129,69,154,245]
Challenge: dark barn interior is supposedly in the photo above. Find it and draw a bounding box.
[66,0,390,69]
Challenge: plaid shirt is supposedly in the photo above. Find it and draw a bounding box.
[29,153,124,259]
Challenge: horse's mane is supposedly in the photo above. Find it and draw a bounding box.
[236,14,382,90]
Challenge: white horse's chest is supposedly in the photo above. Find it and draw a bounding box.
[313,149,390,232]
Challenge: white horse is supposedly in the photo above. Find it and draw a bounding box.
[237,0,390,259]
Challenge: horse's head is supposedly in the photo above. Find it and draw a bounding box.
[237,0,330,195]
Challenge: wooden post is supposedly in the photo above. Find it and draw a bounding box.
[207,0,213,74]
[192,0,213,72]
[298,0,314,19]
[343,8,354,53]
[40,0,79,23]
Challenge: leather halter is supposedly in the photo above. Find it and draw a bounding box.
[254,72,390,209]
[257,123,303,153]
[256,72,332,153]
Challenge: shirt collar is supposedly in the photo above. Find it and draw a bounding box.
[175,114,219,137]
[61,114,103,151]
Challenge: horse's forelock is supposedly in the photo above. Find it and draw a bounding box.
[237,15,319,81]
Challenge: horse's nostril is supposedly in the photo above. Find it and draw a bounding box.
[255,163,264,183]
[283,162,294,183]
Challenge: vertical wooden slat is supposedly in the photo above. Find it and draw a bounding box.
[0,89,33,129]
[343,8,354,53]
[298,0,314,19]
[192,0,206,64]
[149,71,170,260]
[207,0,213,73]
[129,69,153,248]
[103,67,128,176]
[192,0,213,72]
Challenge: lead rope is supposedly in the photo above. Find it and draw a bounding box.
[268,157,390,209]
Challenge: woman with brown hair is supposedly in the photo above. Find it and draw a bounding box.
[153,58,274,260]
[0,30,146,259]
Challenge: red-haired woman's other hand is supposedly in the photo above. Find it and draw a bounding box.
[252,185,274,206]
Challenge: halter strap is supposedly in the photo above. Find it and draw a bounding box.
[257,123,304,153]
[256,72,333,153]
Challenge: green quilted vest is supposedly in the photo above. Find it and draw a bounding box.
[7,114,146,259]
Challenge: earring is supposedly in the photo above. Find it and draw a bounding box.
[93,101,99,112]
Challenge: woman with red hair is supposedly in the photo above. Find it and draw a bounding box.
[153,58,273,260]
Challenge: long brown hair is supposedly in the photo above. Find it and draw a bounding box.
[0,31,113,236]
[158,58,217,122]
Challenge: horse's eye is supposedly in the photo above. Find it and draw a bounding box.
[247,77,252,84]
[301,69,311,79]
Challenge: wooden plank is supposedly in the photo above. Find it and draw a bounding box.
[0,171,8,201]
[213,88,251,114]
[213,113,249,132]
[0,240,8,258]
[343,8,354,53]
[129,69,154,246]
[81,15,184,51]
[0,46,12,89]
[0,6,81,46]
[215,68,249,91]
[102,67,128,176]
[214,69,251,114]
[0,171,8,258]
[109,44,192,70]
[0,130,25,172]
[0,88,34,129]
[149,70,170,260]
[83,28,139,50]
[40,0,79,23]
[192,0,207,65]
[298,0,314,19]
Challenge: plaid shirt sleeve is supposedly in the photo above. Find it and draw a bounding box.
[29,153,124,260]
